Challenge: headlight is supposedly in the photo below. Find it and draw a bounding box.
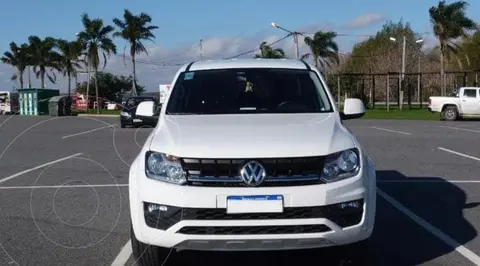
[145,151,186,185]
[321,148,360,183]
[120,111,131,117]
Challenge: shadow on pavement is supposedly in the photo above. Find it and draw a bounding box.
[371,170,478,266]
[141,170,477,266]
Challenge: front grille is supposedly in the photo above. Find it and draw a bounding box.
[181,156,326,187]
[177,225,331,235]
[181,199,364,227]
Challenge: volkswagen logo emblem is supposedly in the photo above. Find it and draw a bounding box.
[240,160,267,186]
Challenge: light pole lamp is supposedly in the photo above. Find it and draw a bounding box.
[389,37,424,80]
[271,22,301,59]
[389,36,424,109]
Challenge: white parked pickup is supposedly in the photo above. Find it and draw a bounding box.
[428,87,480,121]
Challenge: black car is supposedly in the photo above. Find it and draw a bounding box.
[120,96,158,128]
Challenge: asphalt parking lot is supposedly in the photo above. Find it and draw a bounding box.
[1,115,480,266]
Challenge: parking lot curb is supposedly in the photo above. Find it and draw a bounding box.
[77,114,118,117]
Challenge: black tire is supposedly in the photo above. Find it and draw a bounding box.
[121,123,126,128]
[441,106,458,121]
[131,225,172,266]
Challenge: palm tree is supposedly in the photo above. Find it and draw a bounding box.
[113,9,159,96]
[77,13,117,114]
[28,35,60,88]
[301,31,339,74]
[254,42,286,59]
[429,0,477,95]
[56,39,84,101]
[1,42,30,89]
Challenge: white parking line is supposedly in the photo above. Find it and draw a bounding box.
[111,240,132,266]
[378,188,480,265]
[0,153,82,185]
[438,147,480,163]
[370,126,411,135]
[440,126,480,134]
[378,180,480,184]
[0,184,128,189]
[62,125,115,139]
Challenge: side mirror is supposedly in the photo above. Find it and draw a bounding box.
[136,101,156,117]
[340,98,365,120]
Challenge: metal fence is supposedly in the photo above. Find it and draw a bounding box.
[327,70,480,109]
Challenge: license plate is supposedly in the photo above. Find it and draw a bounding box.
[133,118,142,122]
[226,195,283,214]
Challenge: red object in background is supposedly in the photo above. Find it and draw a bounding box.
[74,95,105,110]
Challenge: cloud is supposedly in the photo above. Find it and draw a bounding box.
[0,22,358,95]
[345,13,385,29]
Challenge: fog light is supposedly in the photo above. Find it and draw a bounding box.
[147,203,168,213]
[143,202,182,230]
[339,200,362,209]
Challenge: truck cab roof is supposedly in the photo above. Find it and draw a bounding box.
[177,59,314,72]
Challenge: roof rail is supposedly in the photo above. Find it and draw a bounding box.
[299,59,311,70]
[185,61,195,72]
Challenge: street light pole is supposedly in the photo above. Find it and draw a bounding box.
[401,35,406,81]
[199,39,203,61]
[389,36,424,110]
[293,34,299,60]
[271,22,301,59]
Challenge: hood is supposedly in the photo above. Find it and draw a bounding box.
[147,113,356,158]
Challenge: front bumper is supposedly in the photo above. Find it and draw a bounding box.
[120,115,133,124]
[129,156,376,251]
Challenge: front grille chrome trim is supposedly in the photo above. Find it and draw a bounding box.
[187,174,322,183]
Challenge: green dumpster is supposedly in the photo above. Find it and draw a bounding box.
[18,88,60,115]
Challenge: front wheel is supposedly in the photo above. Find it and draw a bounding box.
[131,225,172,266]
[441,106,458,121]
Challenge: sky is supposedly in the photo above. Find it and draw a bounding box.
[0,0,479,93]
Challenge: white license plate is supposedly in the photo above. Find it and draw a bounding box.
[226,195,283,214]
[133,119,142,122]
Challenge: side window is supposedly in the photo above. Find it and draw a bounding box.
[463,89,477,98]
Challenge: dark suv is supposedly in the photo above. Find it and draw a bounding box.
[120,96,157,128]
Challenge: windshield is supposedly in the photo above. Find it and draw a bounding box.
[0,93,7,103]
[165,68,333,115]
[124,97,155,108]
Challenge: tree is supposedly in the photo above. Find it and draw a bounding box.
[28,36,60,89]
[301,31,339,73]
[75,71,145,103]
[56,39,84,99]
[77,13,117,114]
[343,20,424,74]
[429,0,477,95]
[1,42,30,89]
[113,9,159,96]
[456,30,480,71]
[254,42,286,59]
[341,20,425,103]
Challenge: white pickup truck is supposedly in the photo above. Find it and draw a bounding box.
[428,87,480,121]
